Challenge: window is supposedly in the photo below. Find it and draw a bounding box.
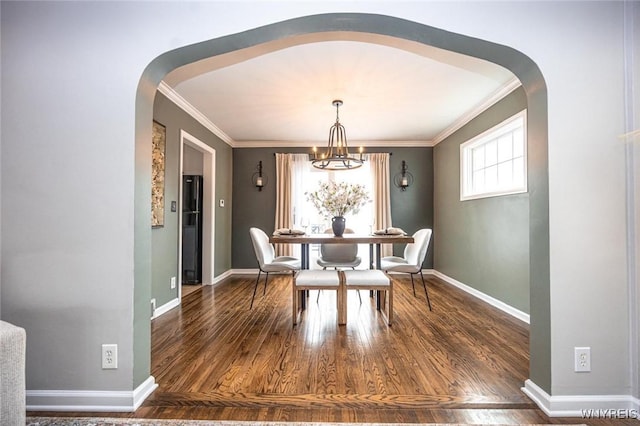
[460,110,527,200]
[291,157,375,269]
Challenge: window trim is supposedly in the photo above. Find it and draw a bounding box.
[460,109,527,201]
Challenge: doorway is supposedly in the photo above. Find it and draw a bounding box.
[136,12,549,396]
[178,130,216,301]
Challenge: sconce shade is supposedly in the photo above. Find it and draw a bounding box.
[252,161,266,191]
[394,160,413,191]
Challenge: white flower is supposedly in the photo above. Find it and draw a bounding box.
[306,181,371,218]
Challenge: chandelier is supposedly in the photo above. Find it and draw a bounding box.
[311,100,364,170]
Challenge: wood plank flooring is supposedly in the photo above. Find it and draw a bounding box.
[151,274,530,400]
[31,274,633,424]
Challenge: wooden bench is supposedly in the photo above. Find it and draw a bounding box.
[342,270,393,325]
[292,270,344,326]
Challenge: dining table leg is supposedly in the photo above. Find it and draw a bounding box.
[301,243,309,269]
[375,243,382,310]
[369,244,375,270]
[368,244,375,299]
[300,243,310,309]
[366,244,384,310]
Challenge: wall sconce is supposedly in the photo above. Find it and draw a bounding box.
[252,161,267,191]
[394,160,414,191]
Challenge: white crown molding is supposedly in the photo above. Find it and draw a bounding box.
[429,269,530,324]
[522,379,640,417]
[432,77,522,146]
[157,82,236,147]
[26,376,158,412]
[235,140,434,148]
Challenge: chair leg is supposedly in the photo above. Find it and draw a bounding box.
[263,272,270,295]
[410,274,416,296]
[250,270,262,309]
[357,290,362,304]
[419,270,432,311]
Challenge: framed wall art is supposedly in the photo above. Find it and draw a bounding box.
[151,120,166,227]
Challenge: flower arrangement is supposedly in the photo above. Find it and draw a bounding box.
[306,181,371,218]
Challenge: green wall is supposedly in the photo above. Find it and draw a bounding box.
[434,87,530,313]
[232,147,434,269]
[152,92,233,308]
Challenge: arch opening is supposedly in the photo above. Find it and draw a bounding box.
[135,12,550,393]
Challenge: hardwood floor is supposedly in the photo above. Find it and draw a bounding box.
[31,274,634,424]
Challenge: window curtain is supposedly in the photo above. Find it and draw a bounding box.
[368,153,393,257]
[289,154,309,259]
[274,153,309,257]
[274,153,294,257]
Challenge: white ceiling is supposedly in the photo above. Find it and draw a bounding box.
[162,40,518,147]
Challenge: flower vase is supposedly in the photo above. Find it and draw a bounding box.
[332,216,346,237]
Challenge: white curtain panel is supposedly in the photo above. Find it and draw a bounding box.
[368,153,393,258]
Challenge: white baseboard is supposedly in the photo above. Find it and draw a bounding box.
[522,379,640,418]
[132,376,158,410]
[230,268,296,276]
[212,269,235,284]
[151,297,179,320]
[26,375,158,412]
[229,268,259,275]
[428,269,530,324]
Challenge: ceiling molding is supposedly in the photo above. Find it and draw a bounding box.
[234,140,435,148]
[431,77,522,146]
[157,81,236,147]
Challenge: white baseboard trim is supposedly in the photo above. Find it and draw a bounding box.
[522,379,640,418]
[212,269,235,284]
[230,268,296,276]
[26,375,158,412]
[151,297,179,320]
[229,268,259,275]
[132,376,158,410]
[428,269,530,324]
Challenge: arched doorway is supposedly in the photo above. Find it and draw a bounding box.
[135,13,549,393]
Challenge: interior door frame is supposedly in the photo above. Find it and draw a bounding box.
[178,129,216,299]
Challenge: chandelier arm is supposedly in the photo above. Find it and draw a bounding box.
[311,99,364,171]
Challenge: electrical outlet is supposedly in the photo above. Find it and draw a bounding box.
[574,347,591,372]
[102,344,118,369]
[170,276,176,289]
[219,199,225,207]
[150,298,156,315]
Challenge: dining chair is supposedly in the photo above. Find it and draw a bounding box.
[249,227,301,309]
[316,228,362,303]
[317,228,361,270]
[380,228,433,311]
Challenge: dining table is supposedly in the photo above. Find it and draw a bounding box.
[270,233,414,310]
[269,233,414,270]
